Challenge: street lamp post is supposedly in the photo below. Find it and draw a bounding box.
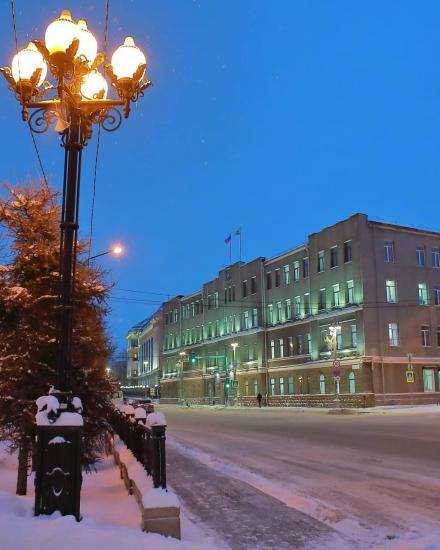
[231,342,238,406]
[1,9,151,518]
[89,244,123,262]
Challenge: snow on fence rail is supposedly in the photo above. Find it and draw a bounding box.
[110,406,167,490]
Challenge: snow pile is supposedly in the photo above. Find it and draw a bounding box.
[143,488,180,509]
[134,407,147,421]
[146,412,167,427]
[115,438,153,496]
[35,394,83,426]
[48,436,70,445]
[123,404,135,415]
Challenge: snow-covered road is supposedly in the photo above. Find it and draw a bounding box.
[161,405,440,549]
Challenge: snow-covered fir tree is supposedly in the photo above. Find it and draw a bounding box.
[0,181,115,494]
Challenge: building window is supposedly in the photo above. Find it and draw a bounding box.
[288,376,294,394]
[303,257,309,278]
[437,326,440,347]
[319,374,326,394]
[284,299,291,320]
[386,280,397,303]
[243,311,249,330]
[288,336,294,356]
[231,285,236,301]
[418,283,429,305]
[279,339,284,358]
[276,301,283,323]
[344,240,352,263]
[296,334,303,355]
[319,289,326,311]
[351,324,357,347]
[432,247,440,268]
[242,280,248,298]
[388,322,399,346]
[268,304,274,325]
[304,293,310,315]
[317,250,325,272]
[244,380,249,396]
[330,246,338,268]
[283,265,290,285]
[293,261,300,281]
[332,284,340,307]
[384,241,395,263]
[416,246,425,267]
[294,296,301,318]
[346,280,354,304]
[279,377,285,395]
[270,339,275,359]
[434,286,440,306]
[421,325,431,347]
[306,333,311,354]
[266,272,272,290]
[214,291,219,308]
[270,377,276,395]
[348,371,356,393]
[423,368,435,392]
[254,379,258,396]
[275,269,281,287]
[252,308,258,327]
[251,276,257,294]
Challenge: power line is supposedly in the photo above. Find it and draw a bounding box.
[87,0,110,262]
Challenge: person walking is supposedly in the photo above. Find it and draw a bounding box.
[256,392,263,408]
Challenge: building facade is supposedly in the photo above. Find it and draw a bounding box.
[124,309,163,399]
[128,213,440,407]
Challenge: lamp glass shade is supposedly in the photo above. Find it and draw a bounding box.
[80,70,108,99]
[45,10,77,55]
[76,20,98,63]
[111,36,146,80]
[11,42,47,86]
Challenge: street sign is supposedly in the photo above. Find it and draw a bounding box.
[406,370,415,383]
[233,380,239,388]
[333,360,341,368]
[332,366,341,377]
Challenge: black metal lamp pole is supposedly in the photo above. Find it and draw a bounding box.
[1,9,152,520]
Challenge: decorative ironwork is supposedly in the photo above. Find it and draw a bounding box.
[28,107,60,133]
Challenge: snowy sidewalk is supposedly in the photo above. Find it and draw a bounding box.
[0,444,221,550]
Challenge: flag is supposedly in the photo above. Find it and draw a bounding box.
[234,228,241,236]
[224,234,231,244]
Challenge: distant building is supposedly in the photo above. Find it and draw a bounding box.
[129,214,440,406]
[124,308,163,399]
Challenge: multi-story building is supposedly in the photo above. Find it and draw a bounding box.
[124,308,163,399]
[128,213,440,407]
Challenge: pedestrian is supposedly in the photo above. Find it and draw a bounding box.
[257,392,262,408]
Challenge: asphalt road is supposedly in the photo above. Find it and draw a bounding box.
[160,405,440,549]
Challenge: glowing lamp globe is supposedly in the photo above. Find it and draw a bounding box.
[80,70,108,99]
[11,42,47,86]
[111,36,146,80]
[45,10,78,55]
[76,20,98,63]
[112,245,123,255]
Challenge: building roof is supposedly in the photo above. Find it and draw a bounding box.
[128,316,153,334]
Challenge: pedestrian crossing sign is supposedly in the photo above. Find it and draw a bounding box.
[406,370,414,383]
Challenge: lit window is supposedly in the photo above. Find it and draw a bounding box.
[288,336,294,356]
[288,376,294,394]
[267,304,274,325]
[348,371,356,393]
[243,311,249,330]
[384,241,395,263]
[332,284,340,307]
[423,368,435,392]
[279,338,284,358]
[285,299,292,320]
[253,379,258,396]
[346,280,354,304]
[279,377,285,395]
[276,301,283,323]
[294,296,301,318]
[418,283,429,305]
[388,322,399,346]
[283,264,290,285]
[293,261,300,281]
[351,324,357,347]
[432,248,440,268]
[306,333,311,354]
[270,377,276,395]
[252,308,258,327]
[435,286,440,306]
[319,374,326,394]
[270,339,275,359]
[386,280,398,303]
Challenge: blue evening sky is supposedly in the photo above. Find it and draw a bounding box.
[1,1,439,351]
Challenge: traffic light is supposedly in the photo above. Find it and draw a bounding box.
[224,379,230,390]
[190,352,196,364]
